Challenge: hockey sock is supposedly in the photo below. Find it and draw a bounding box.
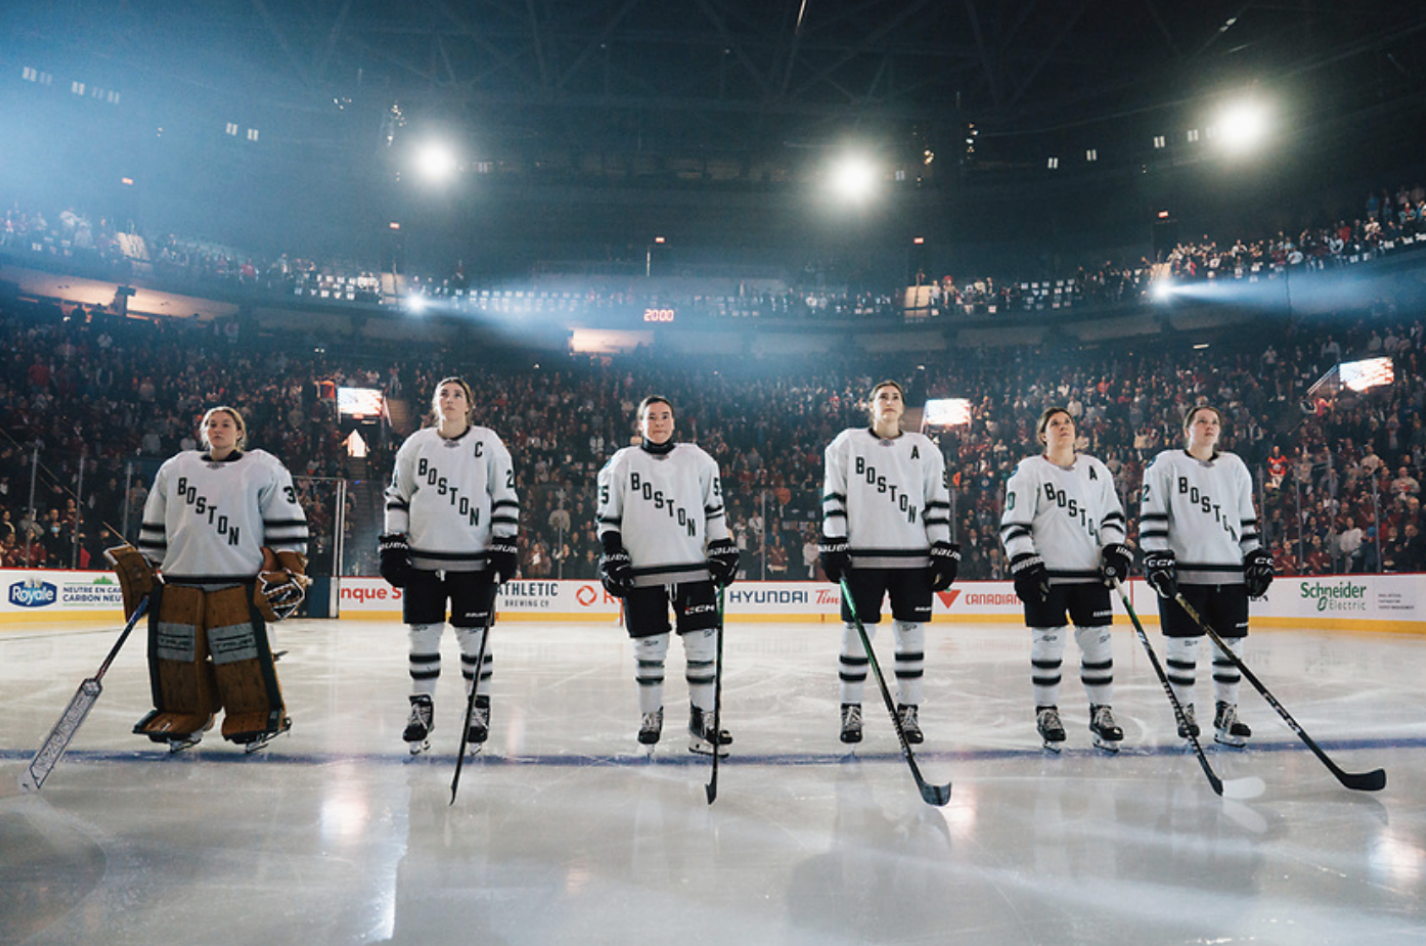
[892,620,926,707]
[407,623,443,698]
[839,622,873,704]
[1211,636,1244,707]
[455,625,494,697]
[634,633,670,715]
[683,627,717,711]
[1030,627,1067,707]
[1075,624,1115,706]
[1165,636,1201,707]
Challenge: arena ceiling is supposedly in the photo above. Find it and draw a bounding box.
[20,0,1426,180]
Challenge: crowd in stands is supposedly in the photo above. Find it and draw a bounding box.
[5,180,1425,325]
[3,271,1424,583]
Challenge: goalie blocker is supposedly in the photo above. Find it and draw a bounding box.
[134,547,307,748]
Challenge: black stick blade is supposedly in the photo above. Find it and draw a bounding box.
[920,780,952,807]
[1341,768,1387,792]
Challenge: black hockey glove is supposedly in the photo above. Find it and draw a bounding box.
[1099,542,1134,587]
[1010,553,1051,605]
[818,536,851,584]
[706,538,740,586]
[599,541,635,598]
[1144,550,1178,599]
[927,541,961,591]
[487,536,518,585]
[1243,547,1274,598]
[378,532,413,589]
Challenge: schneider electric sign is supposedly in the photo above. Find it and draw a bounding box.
[1299,580,1368,612]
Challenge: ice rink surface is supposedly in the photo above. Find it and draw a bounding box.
[2,613,1424,946]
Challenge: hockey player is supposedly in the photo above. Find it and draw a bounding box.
[595,395,739,755]
[130,406,309,752]
[1000,407,1131,751]
[1140,404,1273,746]
[379,378,519,755]
[819,379,959,746]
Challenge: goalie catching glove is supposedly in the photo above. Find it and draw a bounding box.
[254,547,311,622]
[706,538,740,586]
[106,543,158,619]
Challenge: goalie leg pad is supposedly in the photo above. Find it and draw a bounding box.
[206,586,288,744]
[134,584,219,741]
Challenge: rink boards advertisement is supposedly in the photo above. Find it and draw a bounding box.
[4,569,1424,632]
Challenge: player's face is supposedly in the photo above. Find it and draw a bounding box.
[204,412,240,453]
[1186,409,1221,450]
[1041,411,1075,449]
[436,383,470,421]
[640,402,675,444]
[869,385,904,427]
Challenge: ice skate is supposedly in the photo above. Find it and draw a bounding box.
[238,717,292,755]
[1036,705,1066,751]
[896,703,924,745]
[1177,703,1200,740]
[839,702,863,745]
[1214,701,1251,748]
[166,732,203,755]
[688,706,731,757]
[1089,704,1123,752]
[404,695,434,755]
[465,694,490,754]
[638,708,663,748]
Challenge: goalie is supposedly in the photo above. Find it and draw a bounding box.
[120,406,310,753]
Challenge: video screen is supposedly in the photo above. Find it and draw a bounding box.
[337,386,385,419]
[922,397,973,427]
[1338,356,1393,393]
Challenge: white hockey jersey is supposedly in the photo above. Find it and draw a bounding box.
[1139,449,1261,585]
[138,449,308,583]
[596,442,729,587]
[999,454,1127,584]
[384,425,520,572]
[822,428,951,570]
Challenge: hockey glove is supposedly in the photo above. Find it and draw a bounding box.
[487,536,519,585]
[1010,553,1051,605]
[706,538,740,586]
[378,532,413,588]
[255,547,311,622]
[600,545,635,598]
[1143,550,1178,599]
[818,536,851,583]
[105,543,158,620]
[1244,547,1274,598]
[1099,542,1134,586]
[927,541,961,591]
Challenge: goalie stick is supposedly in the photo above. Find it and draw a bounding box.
[450,592,498,805]
[839,579,952,807]
[1112,580,1263,800]
[21,597,150,793]
[705,583,726,805]
[1172,592,1386,793]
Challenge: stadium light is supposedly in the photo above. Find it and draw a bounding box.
[1215,98,1270,155]
[829,153,879,203]
[1150,279,1174,302]
[406,294,428,314]
[414,141,458,182]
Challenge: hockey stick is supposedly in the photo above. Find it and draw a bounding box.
[705,583,726,805]
[1111,580,1263,800]
[450,590,498,805]
[1172,592,1386,792]
[21,597,150,793]
[839,578,952,807]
